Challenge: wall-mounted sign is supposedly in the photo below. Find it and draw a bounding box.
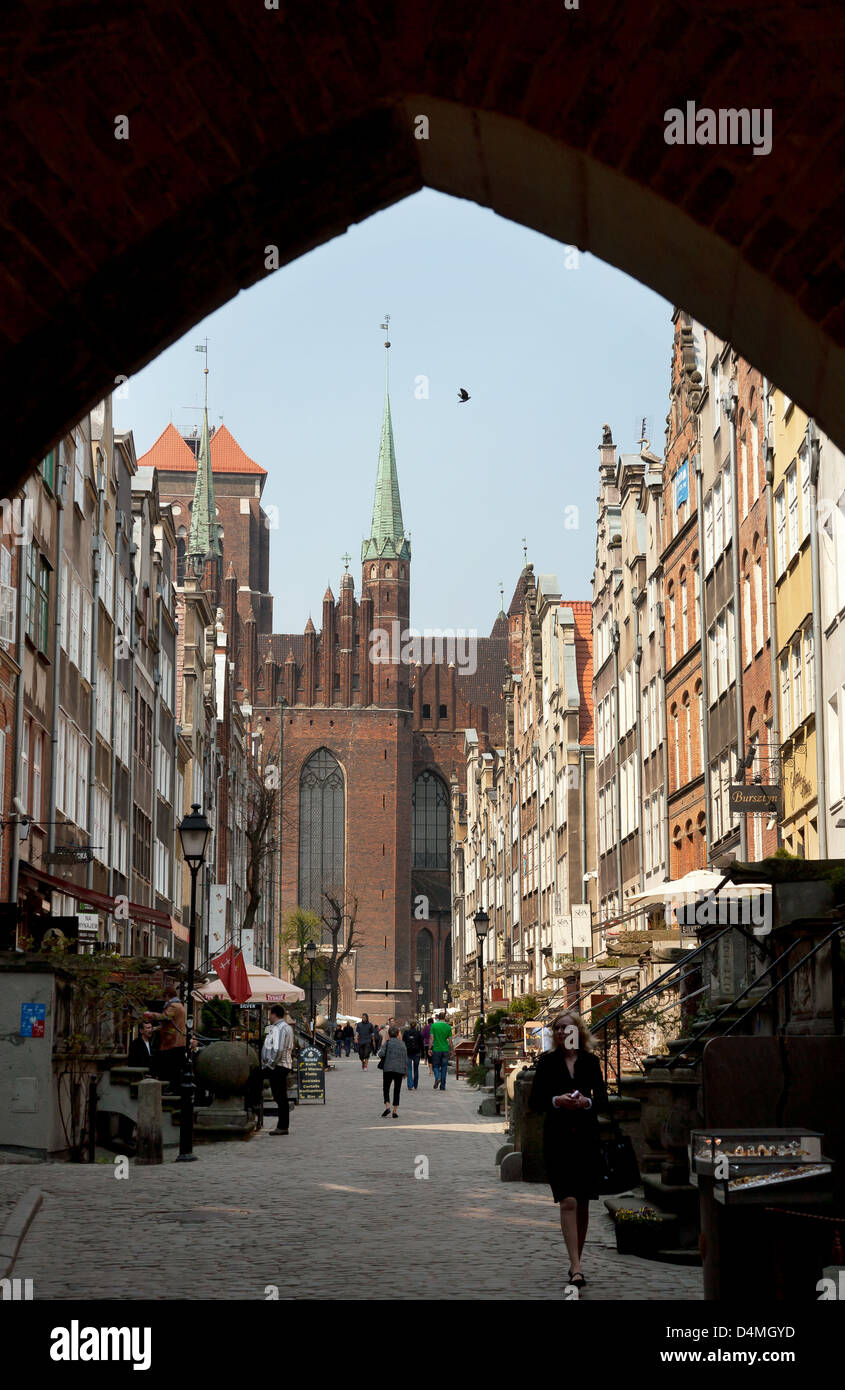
[729,784,780,813]
[20,1002,46,1037]
[76,913,99,938]
[675,460,689,508]
[505,960,531,975]
[44,847,93,864]
[572,903,593,949]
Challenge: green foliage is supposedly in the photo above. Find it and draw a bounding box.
[200,1000,240,1037]
[509,995,539,1021]
[465,1063,490,1088]
[826,865,845,904]
[771,847,799,860]
[473,1008,508,1039]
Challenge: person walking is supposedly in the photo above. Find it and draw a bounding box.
[356,1013,375,1069]
[372,1021,382,1053]
[422,1017,433,1076]
[333,1024,344,1058]
[527,1011,609,1289]
[342,1022,354,1057]
[402,1020,423,1090]
[127,1020,155,1069]
[261,1003,295,1135]
[430,1011,453,1091]
[377,1025,408,1118]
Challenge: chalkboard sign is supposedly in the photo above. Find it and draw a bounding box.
[297,1045,326,1104]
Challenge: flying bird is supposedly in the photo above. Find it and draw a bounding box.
[457,387,471,403]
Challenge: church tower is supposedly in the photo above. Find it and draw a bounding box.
[186,345,222,605]
[361,320,411,708]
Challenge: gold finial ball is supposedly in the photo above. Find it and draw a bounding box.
[384,340,391,348]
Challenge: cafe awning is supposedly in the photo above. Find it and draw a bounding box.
[20,865,173,927]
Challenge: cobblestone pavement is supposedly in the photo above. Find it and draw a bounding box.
[1,1061,702,1300]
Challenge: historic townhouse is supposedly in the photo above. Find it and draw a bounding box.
[661,313,707,880]
[817,432,845,857]
[768,388,819,860]
[639,441,668,890]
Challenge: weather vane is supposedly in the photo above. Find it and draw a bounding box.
[499,580,504,611]
[522,537,528,565]
[342,552,351,573]
[380,313,391,348]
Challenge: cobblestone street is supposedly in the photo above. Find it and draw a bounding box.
[1,1062,702,1301]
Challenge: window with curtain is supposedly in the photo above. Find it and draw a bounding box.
[298,749,345,930]
[413,770,449,869]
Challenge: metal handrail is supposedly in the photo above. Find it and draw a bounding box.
[666,917,845,1068]
[589,921,738,1035]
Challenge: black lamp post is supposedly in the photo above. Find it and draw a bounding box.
[305,940,317,1040]
[474,908,490,1065]
[176,803,212,1162]
[414,966,422,1023]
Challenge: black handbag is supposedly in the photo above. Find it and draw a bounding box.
[599,1120,640,1194]
[377,1058,384,1070]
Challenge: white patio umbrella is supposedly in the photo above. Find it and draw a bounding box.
[627,869,771,906]
[193,964,305,1004]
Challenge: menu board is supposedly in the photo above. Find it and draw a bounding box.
[298,1045,326,1103]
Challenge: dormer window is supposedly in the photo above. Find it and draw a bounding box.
[371,565,377,578]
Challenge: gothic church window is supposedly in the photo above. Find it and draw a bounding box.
[298,749,345,935]
[413,770,449,869]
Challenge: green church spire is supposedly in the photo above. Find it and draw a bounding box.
[362,317,411,563]
[188,342,221,566]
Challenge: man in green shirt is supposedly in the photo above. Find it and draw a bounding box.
[430,1012,453,1090]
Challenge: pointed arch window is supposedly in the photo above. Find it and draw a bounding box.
[413,770,449,869]
[298,749,345,931]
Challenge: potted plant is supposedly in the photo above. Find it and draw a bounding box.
[614,1205,672,1257]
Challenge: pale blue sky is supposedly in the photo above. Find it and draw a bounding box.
[116,189,673,636]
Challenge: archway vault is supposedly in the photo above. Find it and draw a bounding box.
[4,1,844,481]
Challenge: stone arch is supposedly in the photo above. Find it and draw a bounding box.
[3,6,845,479]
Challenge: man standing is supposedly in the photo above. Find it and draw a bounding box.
[430,1011,453,1091]
[402,1020,423,1090]
[144,984,186,1094]
[261,1004,294,1135]
[128,1020,155,1069]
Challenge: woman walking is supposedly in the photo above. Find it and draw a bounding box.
[528,1011,609,1290]
[377,1025,408,1119]
[356,1013,375,1069]
[422,1016,434,1076]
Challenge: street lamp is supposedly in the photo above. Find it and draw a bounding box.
[305,940,317,1040]
[414,967,422,1023]
[474,908,490,1065]
[176,803,212,1162]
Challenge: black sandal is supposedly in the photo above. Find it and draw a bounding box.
[568,1273,586,1288]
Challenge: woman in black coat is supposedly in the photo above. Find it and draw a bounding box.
[528,1011,609,1289]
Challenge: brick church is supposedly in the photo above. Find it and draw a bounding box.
[142,349,509,1020]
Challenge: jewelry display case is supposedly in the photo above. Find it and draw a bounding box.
[689,1129,833,1204]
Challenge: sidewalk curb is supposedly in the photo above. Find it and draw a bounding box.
[0,1186,44,1279]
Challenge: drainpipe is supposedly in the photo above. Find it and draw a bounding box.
[86,460,106,890]
[763,381,782,849]
[150,559,162,928]
[807,421,828,857]
[10,503,29,910]
[634,602,645,889]
[127,539,137,923]
[727,379,748,861]
[611,620,623,914]
[48,461,68,857]
[107,520,119,902]
[694,450,713,857]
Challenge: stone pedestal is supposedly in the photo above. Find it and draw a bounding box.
[193,1042,258,1140]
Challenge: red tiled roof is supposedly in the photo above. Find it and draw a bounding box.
[137,422,267,476]
[563,600,594,745]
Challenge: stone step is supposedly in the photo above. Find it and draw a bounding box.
[642,1174,700,1217]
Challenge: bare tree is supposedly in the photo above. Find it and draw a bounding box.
[237,731,297,952]
[320,888,361,1023]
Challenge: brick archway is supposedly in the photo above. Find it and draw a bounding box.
[4,2,844,481]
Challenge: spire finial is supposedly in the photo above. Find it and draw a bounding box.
[380,313,391,390]
[342,552,351,573]
[522,537,528,566]
[499,580,504,611]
